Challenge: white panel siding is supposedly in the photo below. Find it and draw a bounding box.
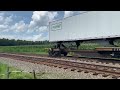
[49,11,120,42]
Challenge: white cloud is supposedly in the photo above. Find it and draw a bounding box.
[0,16,4,23]
[0,12,14,32]
[0,12,4,16]
[0,14,13,25]
[0,12,28,33]
[36,26,48,32]
[0,34,15,40]
[0,25,8,29]
[11,20,28,32]
[27,25,48,34]
[26,11,58,41]
[0,11,57,41]
[19,33,48,41]
[33,34,43,41]
[64,11,74,18]
[29,11,58,28]
[0,11,56,41]
[4,16,13,25]
[32,33,48,41]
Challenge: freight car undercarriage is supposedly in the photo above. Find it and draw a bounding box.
[48,38,120,58]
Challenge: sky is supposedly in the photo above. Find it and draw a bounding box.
[0,11,86,41]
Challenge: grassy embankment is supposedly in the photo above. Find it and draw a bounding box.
[0,63,33,79]
[0,45,53,55]
[0,41,120,55]
[0,63,74,79]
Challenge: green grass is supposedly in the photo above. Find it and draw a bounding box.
[0,45,53,55]
[79,43,101,50]
[0,63,73,79]
[0,63,33,79]
[0,43,102,55]
[0,63,7,74]
[0,40,120,55]
[9,72,33,79]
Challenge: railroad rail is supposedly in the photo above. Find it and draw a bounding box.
[0,53,120,79]
[2,52,120,66]
[1,52,120,67]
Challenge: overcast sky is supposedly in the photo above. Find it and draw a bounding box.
[0,11,85,41]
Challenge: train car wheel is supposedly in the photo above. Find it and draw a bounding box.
[53,51,61,57]
[63,52,68,56]
[48,50,53,56]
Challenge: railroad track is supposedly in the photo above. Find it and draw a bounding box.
[60,56,120,65]
[0,53,120,79]
[1,52,120,64]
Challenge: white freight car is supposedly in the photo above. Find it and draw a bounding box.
[49,11,120,42]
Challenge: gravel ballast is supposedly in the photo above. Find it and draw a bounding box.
[0,57,116,79]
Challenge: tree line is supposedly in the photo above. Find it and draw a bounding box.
[0,38,51,46]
